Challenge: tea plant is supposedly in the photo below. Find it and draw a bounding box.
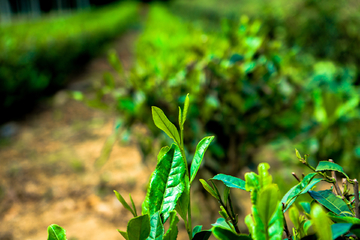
[47,99,360,240]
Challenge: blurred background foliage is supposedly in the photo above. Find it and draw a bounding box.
[2,0,360,179]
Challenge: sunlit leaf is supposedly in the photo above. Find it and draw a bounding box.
[190,136,214,183]
[47,224,67,240]
[127,214,150,240]
[152,106,181,145]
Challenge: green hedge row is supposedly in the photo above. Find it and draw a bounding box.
[0,1,139,122]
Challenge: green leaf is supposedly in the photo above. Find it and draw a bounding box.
[142,172,154,215]
[295,149,302,159]
[328,212,360,224]
[178,107,182,130]
[129,194,137,217]
[211,218,233,231]
[118,230,129,240]
[192,225,203,238]
[331,223,352,239]
[311,204,332,240]
[190,136,215,183]
[212,174,246,190]
[182,93,190,125]
[47,224,67,240]
[127,214,151,240]
[192,230,212,240]
[114,190,136,217]
[175,177,189,221]
[257,185,280,228]
[148,144,185,222]
[281,173,322,212]
[315,161,350,179]
[200,179,219,200]
[258,163,272,189]
[289,206,300,229]
[163,211,179,240]
[146,211,164,240]
[308,190,353,217]
[152,106,181,145]
[212,226,251,240]
[300,202,311,215]
[157,146,170,162]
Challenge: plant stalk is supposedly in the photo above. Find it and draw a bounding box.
[329,159,342,196]
[354,179,359,218]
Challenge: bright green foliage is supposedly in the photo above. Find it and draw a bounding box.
[211,174,246,190]
[47,224,67,240]
[127,215,151,240]
[281,173,322,212]
[315,161,350,180]
[147,144,185,222]
[190,136,215,183]
[152,107,181,147]
[212,226,251,240]
[311,204,332,240]
[147,211,164,240]
[114,190,137,217]
[244,164,284,240]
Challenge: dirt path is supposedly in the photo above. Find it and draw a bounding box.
[0,31,167,240]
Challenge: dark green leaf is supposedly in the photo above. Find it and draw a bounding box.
[118,230,129,240]
[190,136,214,183]
[129,194,137,217]
[211,174,246,190]
[152,107,181,145]
[47,224,67,240]
[200,179,219,200]
[328,212,360,224]
[149,144,185,222]
[146,211,164,240]
[311,204,332,240]
[315,161,349,179]
[163,211,179,240]
[309,190,353,217]
[331,223,352,239]
[127,214,151,240]
[281,173,322,212]
[212,226,251,240]
[192,230,212,240]
[192,225,203,238]
[114,190,136,217]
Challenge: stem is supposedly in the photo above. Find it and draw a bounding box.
[187,192,192,238]
[353,179,359,219]
[292,172,301,182]
[227,194,241,234]
[282,203,292,239]
[329,159,342,196]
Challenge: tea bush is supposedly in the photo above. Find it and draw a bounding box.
[0,1,139,122]
[47,101,360,240]
[79,5,360,176]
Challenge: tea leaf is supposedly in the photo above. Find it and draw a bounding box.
[211,217,233,231]
[118,230,129,240]
[212,226,251,240]
[281,173,322,212]
[328,212,360,224]
[300,202,311,215]
[331,223,353,239]
[190,136,215,184]
[146,211,164,240]
[295,149,302,159]
[47,224,67,240]
[163,211,179,240]
[192,230,212,240]
[192,225,203,238]
[200,179,219,200]
[114,190,136,217]
[152,106,181,145]
[211,174,246,190]
[316,161,349,179]
[129,194,137,217]
[175,177,189,221]
[311,204,332,240]
[127,214,150,240]
[309,190,353,217]
[148,144,185,222]
[157,146,170,162]
[257,185,280,227]
[182,93,190,125]
[178,107,182,130]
